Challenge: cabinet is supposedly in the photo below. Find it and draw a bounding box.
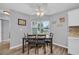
[68,37,79,54]
[68,9,79,26]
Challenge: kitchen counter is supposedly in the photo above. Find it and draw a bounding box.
[68,37,79,55]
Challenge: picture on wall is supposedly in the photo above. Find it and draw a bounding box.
[57,17,65,26]
[18,19,26,26]
[59,17,65,23]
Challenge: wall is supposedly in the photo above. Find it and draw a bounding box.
[9,10,31,48]
[0,14,10,21]
[52,12,68,47]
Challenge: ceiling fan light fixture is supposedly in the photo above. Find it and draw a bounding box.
[40,12,44,16]
[36,11,44,17]
[36,12,40,16]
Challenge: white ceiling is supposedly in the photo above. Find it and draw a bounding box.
[0,3,79,15]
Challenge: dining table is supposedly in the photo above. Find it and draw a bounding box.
[22,36,53,54]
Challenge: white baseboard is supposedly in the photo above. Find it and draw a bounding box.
[2,40,10,42]
[10,44,22,49]
[53,42,68,48]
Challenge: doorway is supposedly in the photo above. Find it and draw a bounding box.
[2,20,9,42]
[0,19,10,52]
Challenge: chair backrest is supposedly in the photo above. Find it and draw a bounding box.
[27,34,37,43]
[37,34,46,38]
[27,34,36,38]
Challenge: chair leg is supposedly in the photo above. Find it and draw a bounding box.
[49,43,52,54]
[43,44,46,54]
[35,44,37,54]
[22,39,24,53]
[25,42,27,48]
[28,43,29,54]
[37,44,39,54]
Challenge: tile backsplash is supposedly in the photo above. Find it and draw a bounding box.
[69,26,79,37]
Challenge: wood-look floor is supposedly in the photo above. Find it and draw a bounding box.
[0,42,68,55]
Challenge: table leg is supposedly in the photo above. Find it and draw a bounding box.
[22,38,25,53]
[50,38,52,53]
[37,44,39,54]
[28,42,29,54]
[35,44,37,54]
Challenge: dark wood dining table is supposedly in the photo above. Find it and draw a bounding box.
[22,37,53,54]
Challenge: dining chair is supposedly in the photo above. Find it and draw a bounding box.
[45,33,53,45]
[36,34,46,54]
[27,34,37,54]
[44,33,53,54]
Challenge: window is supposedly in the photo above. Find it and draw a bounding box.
[32,21,49,34]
